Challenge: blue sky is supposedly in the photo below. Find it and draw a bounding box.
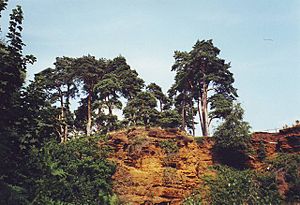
[1,0,300,132]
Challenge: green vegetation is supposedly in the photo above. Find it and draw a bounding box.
[128,136,149,157]
[257,140,267,161]
[184,166,281,204]
[213,104,251,168]
[123,91,159,127]
[194,137,206,145]
[159,139,179,154]
[205,166,281,205]
[214,104,251,152]
[24,136,116,204]
[185,154,300,204]
[169,40,237,136]
[268,154,300,202]
[183,190,202,205]
[159,109,181,129]
[0,1,299,204]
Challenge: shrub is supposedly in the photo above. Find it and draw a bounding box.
[268,154,300,202]
[183,190,202,205]
[213,104,251,152]
[257,140,267,161]
[159,110,181,128]
[25,135,116,204]
[205,165,281,205]
[195,137,206,145]
[213,104,251,169]
[159,139,179,154]
[128,136,149,158]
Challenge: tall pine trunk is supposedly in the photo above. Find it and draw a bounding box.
[159,100,163,112]
[59,91,65,143]
[197,98,204,135]
[181,94,186,130]
[86,88,92,136]
[201,83,209,136]
[63,85,71,142]
[107,96,113,116]
[191,101,195,136]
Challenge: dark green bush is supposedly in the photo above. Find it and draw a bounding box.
[25,135,116,204]
[159,139,179,154]
[213,104,251,152]
[257,140,267,161]
[269,154,300,202]
[159,110,181,128]
[213,104,251,169]
[205,165,281,205]
[183,190,202,205]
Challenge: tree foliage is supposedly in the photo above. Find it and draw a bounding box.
[123,91,159,127]
[214,103,251,151]
[0,3,37,203]
[0,2,298,203]
[213,104,251,168]
[24,136,116,205]
[205,166,281,205]
[170,40,237,136]
[268,154,300,202]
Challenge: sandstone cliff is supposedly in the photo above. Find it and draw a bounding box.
[250,125,300,168]
[107,127,213,204]
[106,126,300,204]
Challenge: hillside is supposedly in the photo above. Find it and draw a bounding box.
[106,126,300,204]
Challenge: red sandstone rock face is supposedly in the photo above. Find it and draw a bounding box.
[106,126,300,204]
[250,126,300,197]
[107,127,213,205]
[251,125,300,161]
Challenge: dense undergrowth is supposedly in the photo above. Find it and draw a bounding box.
[0,1,299,204]
[184,153,300,204]
[0,135,117,205]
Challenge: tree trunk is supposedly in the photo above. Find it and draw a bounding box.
[59,91,65,143]
[63,125,68,142]
[107,96,113,116]
[63,85,71,142]
[181,95,186,131]
[159,100,163,112]
[197,98,204,136]
[191,101,195,136]
[201,83,209,136]
[86,88,92,136]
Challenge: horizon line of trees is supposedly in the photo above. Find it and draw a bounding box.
[0,0,246,168]
[30,38,238,141]
[3,1,299,204]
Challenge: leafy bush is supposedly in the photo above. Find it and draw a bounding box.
[183,190,202,205]
[213,104,251,168]
[205,165,281,205]
[269,154,300,202]
[257,140,267,161]
[25,135,116,204]
[214,104,251,151]
[159,110,181,128]
[159,139,179,154]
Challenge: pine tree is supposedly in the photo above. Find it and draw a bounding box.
[123,91,159,127]
[74,56,106,136]
[171,40,237,136]
[35,57,77,142]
